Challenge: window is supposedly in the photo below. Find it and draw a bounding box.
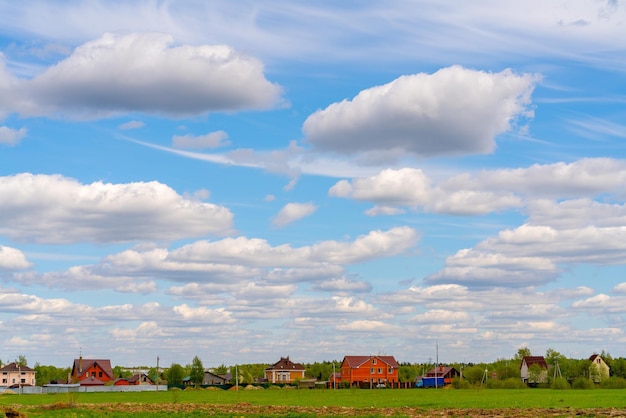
[378,368,382,374]
[388,368,393,374]
[2,379,6,383]
[99,372,103,378]
[370,368,374,374]
[372,359,377,365]
[20,379,25,384]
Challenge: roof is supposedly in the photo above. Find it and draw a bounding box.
[71,358,114,379]
[79,376,105,386]
[265,356,305,371]
[128,373,153,384]
[0,362,34,372]
[426,366,458,377]
[589,354,603,362]
[521,356,548,369]
[341,355,399,368]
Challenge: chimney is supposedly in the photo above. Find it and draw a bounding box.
[79,355,83,374]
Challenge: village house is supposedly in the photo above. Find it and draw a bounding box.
[71,356,114,385]
[425,365,460,385]
[114,373,154,386]
[339,355,399,388]
[0,362,36,388]
[589,354,610,382]
[520,356,549,384]
[264,356,306,384]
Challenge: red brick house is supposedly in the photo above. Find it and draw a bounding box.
[340,355,399,387]
[71,357,114,385]
[264,356,306,384]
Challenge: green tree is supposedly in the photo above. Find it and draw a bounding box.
[189,356,204,386]
[15,355,27,367]
[528,364,545,384]
[515,347,531,360]
[213,363,229,375]
[463,365,486,384]
[33,364,71,386]
[112,365,132,379]
[166,363,185,386]
[398,363,419,383]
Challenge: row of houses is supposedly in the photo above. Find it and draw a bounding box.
[520,354,610,384]
[1,353,611,389]
[266,354,611,388]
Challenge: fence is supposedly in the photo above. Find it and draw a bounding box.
[2,384,168,394]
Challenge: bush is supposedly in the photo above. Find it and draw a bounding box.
[451,377,470,389]
[551,377,570,390]
[600,377,626,389]
[485,378,526,389]
[501,378,527,389]
[572,377,595,389]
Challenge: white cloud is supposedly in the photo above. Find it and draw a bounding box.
[311,277,372,293]
[410,309,471,324]
[13,227,417,292]
[118,120,144,130]
[172,131,229,149]
[330,168,522,216]
[446,158,626,199]
[272,202,318,227]
[0,126,27,145]
[614,283,626,294]
[304,66,538,159]
[2,2,622,69]
[331,158,626,217]
[425,199,626,288]
[0,245,31,270]
[0,173,234,244]
[4,33,283,119]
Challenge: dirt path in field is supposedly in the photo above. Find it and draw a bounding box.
[64,402,626,417]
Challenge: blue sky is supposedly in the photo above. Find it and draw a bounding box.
[1,1,625,369]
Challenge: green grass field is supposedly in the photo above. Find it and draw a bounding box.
[1,388,626,417]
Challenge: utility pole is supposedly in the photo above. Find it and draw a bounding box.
[435,341,439,389]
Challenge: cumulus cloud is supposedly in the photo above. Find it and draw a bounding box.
[15,227,417,291]
[445,158,626,199]
[425,199,626,288]
[0,245,32,270]
[0,173,234,243]
[0,126,27,145]
[330,158,626,216]
[303,66,538,159]
[3,33,282,119]
[330,168,522,215]
[311,277,372,293]
[272,202,318,227]
[172,130,229,149]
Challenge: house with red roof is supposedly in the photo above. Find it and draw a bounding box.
[71,356,114,385]
[340,355,399,388]
[589,354,610,382]
[0,362,36,388]
[264,356,306,384]
[426,365,460,385]
[520,356,549,384]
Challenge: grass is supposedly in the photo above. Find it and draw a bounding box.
[1,388,625,417]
